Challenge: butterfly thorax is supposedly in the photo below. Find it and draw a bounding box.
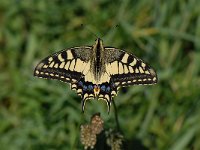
[86,38,109,84]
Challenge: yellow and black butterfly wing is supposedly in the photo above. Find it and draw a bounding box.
[105,47,157,89]
[34,46,92,87]
[34,46,98,112]
[34,42,158,113]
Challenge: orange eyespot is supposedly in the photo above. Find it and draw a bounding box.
[94,85,100,92]
[94,85,100,96]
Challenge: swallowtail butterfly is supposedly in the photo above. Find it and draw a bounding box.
[34,38,157,113]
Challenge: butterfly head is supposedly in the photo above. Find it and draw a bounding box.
[94,38,104,50]
[95,38,101,42]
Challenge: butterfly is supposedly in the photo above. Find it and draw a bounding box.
[34,38,157,113]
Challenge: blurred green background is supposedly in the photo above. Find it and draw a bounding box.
[1,0,200,149]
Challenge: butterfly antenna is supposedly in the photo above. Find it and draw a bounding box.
[81,24,99,39]
[101,24,119,40]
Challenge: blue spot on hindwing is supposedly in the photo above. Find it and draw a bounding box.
[106,86,111,92]
[111,82,116,88]
[78,81,83,87]
[101,85,106,92]
[88,85,93,91]
[83,85,87,91]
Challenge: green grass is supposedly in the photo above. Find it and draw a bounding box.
[0,0,200,149]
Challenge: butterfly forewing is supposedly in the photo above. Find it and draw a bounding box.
[34,46,92,83]
[105,47,157,87]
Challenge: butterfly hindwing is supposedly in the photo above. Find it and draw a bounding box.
[72,78,95,111]
[105,47,157,87]
[97,82,118,112]
[34,46,92,83]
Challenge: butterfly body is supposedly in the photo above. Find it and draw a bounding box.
[34,38,157,113]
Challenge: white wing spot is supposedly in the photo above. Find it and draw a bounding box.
[139,67,144,73]
[69,59,75,71]
[122,53,129,63]
[77,89,82,93]
[43,64,48,68]
[35,70,39,74]
[54,63,59,68]
[72,84,77,88]
[115,82,120,86]
[48,57,53,62]
[59,62,65,68]
[111,91,117,95]
[135,68,139,73]
[124,65,129,73]
[105,95,110,101]
[67,51,73,60]
[89,94,94,97]
[84,93,89,100]
[130,58,137,66]
[72,79,76,82]
[64,61,70,70]
[129,66,134,73]
[49,62,55,68]
[141,62,146,68]
[58,54,65,61]
[99,94,104,98]
[149,68,156,76]
[145,71,150,74]
[119,62,123,74]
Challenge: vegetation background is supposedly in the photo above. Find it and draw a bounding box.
[0,0,200,149]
